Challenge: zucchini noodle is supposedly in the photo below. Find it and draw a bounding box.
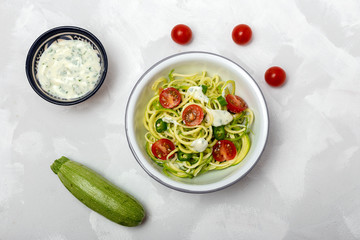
[143,70,254,178]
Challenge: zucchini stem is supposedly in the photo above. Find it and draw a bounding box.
[51,156,70,174]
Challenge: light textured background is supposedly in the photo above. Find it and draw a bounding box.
[1,0,360,239]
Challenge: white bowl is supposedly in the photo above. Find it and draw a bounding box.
[125,51,268,193]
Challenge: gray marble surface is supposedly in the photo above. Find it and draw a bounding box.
[1,0,359,239]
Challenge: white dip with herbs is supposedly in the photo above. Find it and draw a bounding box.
[37,40,101,99]
[191,138,208,152]
[185,86,209,103]
[207,108,234,127]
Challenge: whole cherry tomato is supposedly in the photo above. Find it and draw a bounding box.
[232,24,252,45]
[171,24,192,45]
[265,66,286,87]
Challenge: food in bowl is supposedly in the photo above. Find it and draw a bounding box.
[125,51,268,193]
[143,70,254,178]
[25,26,108,105]
[37,39,101,99]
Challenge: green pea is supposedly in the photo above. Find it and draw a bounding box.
[213,126,226,140]
[155,119,167,133]
[177,151,192,161]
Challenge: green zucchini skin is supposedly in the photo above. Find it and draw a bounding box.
[51,156,145,227]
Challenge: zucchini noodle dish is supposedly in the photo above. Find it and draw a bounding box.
[143,70,254,178]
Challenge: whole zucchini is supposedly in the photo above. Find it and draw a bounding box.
[51,156,145,227]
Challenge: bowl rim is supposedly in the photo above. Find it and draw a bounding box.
[125,51,269,193]
[25,26,108,106]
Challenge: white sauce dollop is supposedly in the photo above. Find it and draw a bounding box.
[162,117,179,125]
[191,138,208,152]
[185,86,209,103]
[37,40,101,99]
[207,109,233,127]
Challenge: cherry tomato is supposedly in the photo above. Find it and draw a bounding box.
[232,24,252,45]
[265,66,286,87]
[171,24,192,45]
[159,87,181,109]
[212,140,237,162]
[182,104,204,126]
[151,139,175,160]
[225,94,248,113]
[158,87,164,95]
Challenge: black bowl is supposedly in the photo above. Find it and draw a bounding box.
[25,26,108,105]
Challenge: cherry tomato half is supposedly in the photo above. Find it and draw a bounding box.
[265,66,286,87]
[232,24,252,45]
[212,140,237,162]
[159,87,181,109]
[226,94,248,113]
[171,24,192,45]
[151,139,175,160]
[182,104,204,126]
